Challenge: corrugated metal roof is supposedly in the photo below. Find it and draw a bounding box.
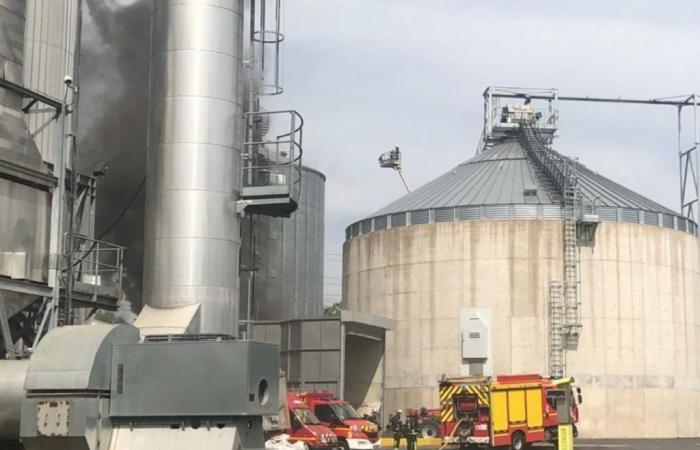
[370,140,677,217]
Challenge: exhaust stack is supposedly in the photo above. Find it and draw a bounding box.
[141,0,244,335]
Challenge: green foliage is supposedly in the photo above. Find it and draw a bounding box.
[323,302,342,317]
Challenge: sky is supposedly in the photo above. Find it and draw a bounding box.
[258,0,700,306]
[84,0,700,308]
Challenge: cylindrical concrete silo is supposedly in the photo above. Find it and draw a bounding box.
[241,165,325,322]
[343,139,700,438]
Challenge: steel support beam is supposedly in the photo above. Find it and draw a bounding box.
[0,277,118,311]
[484,87,700,221]
[0,293,16,359]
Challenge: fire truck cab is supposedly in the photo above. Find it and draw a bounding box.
[299,391,380,450]
[440,374,581,449]
[286,393,340,450]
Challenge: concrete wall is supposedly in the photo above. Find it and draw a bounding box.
[342,219,700,438]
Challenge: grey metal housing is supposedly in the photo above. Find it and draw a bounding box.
[110,340,279,418]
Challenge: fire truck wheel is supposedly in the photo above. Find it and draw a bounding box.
[509,431,526,450]
[420,419,440,438]
[339,440,350,450]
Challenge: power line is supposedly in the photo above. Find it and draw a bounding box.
[98,176,146,240]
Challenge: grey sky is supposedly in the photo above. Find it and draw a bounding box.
[261,0,700,305]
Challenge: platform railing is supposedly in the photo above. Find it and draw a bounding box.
[64,233,125,301]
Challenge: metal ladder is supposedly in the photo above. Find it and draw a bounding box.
[562,185,582,349]
[519,121,583,374]
[548,281,565,378]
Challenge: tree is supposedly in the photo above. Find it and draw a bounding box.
[323,302,342,317]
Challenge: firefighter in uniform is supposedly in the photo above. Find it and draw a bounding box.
[405,414,419,450]
[388,411,403,450]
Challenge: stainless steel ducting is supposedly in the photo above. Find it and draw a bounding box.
[143,0,245,335]
[0,360,28,439]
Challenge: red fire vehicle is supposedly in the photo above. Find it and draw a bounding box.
[405,407,442,438]
[283,393,339,450]
[298,391,380,450]
[439,375,582,449]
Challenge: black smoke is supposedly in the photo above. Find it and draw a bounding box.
[78,0,149,309]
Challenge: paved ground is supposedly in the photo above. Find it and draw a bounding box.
[383,439,700,450]
[550,440,700,450]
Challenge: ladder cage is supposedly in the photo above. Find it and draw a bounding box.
[242,109,303,210]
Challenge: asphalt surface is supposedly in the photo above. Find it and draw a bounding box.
[411,440,700,450]
[552,440,700,450]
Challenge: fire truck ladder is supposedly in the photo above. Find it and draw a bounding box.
[519,121,583,375]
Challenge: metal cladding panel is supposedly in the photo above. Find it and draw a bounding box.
[347,139,696,238]
[23,0,79,162]
[109,340,279,417]
[240,167,325,321]
[368,140,678,217]
[0,177,51,282]
[143,0,244,334]
[0,0,46,172]
[0,0,52,285]
[0,360,29,439]
[24,324,139,392]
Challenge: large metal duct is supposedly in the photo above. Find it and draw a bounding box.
[143,0,244,335]
[241,165,325,322]
[0,360,28,439]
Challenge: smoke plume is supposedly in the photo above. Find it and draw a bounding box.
[78,0,149,308]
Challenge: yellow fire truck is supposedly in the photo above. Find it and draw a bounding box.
[439,374,581,449]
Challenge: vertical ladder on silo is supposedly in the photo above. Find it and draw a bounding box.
[519,120,584,364]
[562,183,582,349]
[548,281,565,378]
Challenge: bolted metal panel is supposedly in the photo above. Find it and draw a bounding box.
[241,166,325,321]
[143,0,244,334]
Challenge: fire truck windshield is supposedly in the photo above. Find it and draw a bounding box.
[295,407,321,425]
[331,403,361,420]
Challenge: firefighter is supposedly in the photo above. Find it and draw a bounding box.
[405,414,419,450]
[388,410,403,450]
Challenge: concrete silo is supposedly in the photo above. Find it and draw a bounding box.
[241,165,325,322]
[342,105,700,438]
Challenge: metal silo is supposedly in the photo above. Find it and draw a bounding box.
[141,0,244,335]
[23,0,80,162]
[241,165,325,323]
[343,103,700,438]
[0,0,53,317]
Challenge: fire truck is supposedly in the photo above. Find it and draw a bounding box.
[439,374,581,449]
[298,391,380,450]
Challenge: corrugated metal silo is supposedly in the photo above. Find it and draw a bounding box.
[0,0,53,317]
[23,0,80,162]
[343,135,700,438]
[241,165,325,322]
